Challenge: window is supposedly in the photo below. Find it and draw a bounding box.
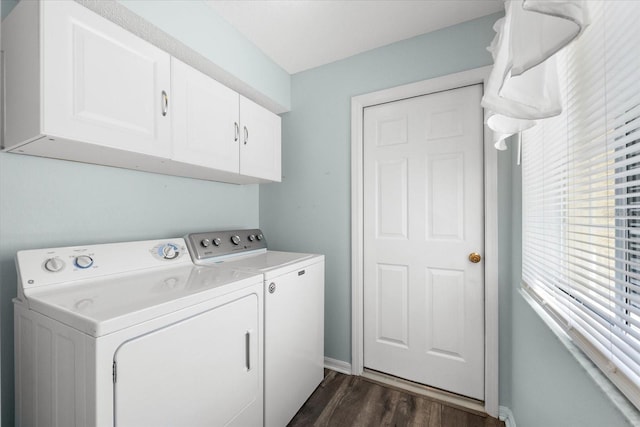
[522,0,640,408]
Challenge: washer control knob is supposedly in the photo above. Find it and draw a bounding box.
[212,238,222,246]
[256,234,264,241]
[74,255,94,269]
[201,238,211,248]
[44,257,65,272]
[248,234,256,242]
[231,235,241,245]
[162,244,179,260]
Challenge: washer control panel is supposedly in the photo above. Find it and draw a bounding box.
[185,229,267,262]
[16,239,190,295]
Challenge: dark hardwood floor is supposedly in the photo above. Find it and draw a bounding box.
[288,370,505,427]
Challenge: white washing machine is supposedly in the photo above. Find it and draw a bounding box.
[185,229,325,427]
[13,238,264,427]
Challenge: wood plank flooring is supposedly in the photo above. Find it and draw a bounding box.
[288,370,505,427]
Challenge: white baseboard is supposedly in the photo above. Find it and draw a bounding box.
[324,357,352,375]
[499,406,516,427]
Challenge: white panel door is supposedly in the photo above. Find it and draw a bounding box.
[171,58,240,172]
[42,1,171,157]
[363,84,485,400]
[239,96,282,182]
[114,293,262,427]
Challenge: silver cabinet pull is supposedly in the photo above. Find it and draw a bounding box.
[244,126,248,145]
[245,330,251,371]
[234,122,239,142]
[161,90,168,116]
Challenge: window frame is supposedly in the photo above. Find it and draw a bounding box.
[521,0,640,411]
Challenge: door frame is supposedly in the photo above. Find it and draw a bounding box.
[350,66,498,417]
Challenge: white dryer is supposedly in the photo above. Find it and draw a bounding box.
[13,238,264,427]
[185,229,325,427]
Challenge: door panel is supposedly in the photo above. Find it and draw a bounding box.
[363,84,484,400]
[426,267,465,359]
[376,159,408,239]
[376,263,409,347]
[427,153,465,240]
[114,293,262,427]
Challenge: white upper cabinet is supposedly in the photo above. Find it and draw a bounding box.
[43,1,171,157]
[171,59,281,182]
[2,1,281,184]
[240,96,282,182]
[171,58,240,173]
[3,0,171,158]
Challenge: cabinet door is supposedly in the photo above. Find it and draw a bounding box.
[41,1,171,157]
[240,96,282,182]
[114,293,262,427]
[171,58,240,172]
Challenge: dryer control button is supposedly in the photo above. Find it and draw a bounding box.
[248,234,256,242]
[231,235,241,245]
[201,238,211,248]
[161,244,179,260]
[74,255,94,269]
[44,257,65,272]
[212,238,222,246]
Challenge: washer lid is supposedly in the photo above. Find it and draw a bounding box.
[24,265,262,337]
[212,251,324,280]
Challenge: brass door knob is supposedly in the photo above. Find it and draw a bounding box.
[469,252,482,263]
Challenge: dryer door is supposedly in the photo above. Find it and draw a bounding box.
[113,293,261,427]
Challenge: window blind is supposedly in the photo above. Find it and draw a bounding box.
[522,0,640,408]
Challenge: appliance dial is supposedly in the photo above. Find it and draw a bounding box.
[248,234,256,242]
[256,234,264,241]
[161,243,179,260]
[201,238,211,248]
[74,255,94,269]
[231,235,241,245]
[212,238,222,246]
[44,257,65,272]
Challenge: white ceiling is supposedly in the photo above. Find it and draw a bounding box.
[206,0,503,74]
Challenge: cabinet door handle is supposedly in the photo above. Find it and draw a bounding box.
[161,90,168,116]
[245,330,251,371]
[234,122,239,142]
[244,126,248,145]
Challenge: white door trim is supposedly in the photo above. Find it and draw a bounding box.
[350,66,498,417]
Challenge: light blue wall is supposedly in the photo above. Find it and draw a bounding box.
[497,144,514,406]
[1,0,17,19]
[259,11,504,367]
[118,0,291,111]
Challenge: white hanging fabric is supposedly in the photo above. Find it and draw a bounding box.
[482,0,590,149]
